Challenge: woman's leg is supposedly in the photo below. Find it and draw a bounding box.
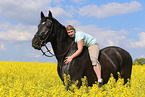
[93,62,102,81]
[88,44,103,87]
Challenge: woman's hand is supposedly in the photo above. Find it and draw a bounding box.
[64,40,83,64]
[64,56,73,64]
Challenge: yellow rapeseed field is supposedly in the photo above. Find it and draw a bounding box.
[0,61,144,97]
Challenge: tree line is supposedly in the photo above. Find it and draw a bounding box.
[133,58,145,65]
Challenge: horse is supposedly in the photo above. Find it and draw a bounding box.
[32,11,132,90]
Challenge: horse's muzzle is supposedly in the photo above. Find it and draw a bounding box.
[32,37,42,50]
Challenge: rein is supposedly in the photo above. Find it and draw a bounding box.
[41,41,75,57]
[40,45,54,57]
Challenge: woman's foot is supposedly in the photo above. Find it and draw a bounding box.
[98,79,103,88]
[98,82,103,88]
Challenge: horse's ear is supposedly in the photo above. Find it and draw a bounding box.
[41,11,45,19]
[48,10,53,19]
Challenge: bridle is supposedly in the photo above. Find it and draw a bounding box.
[35,19,75,57]
[34,19,55,57]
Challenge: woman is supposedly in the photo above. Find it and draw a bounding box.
[64,25,103,88]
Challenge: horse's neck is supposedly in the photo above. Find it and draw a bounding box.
[51,26,73,60]
[51,38,73,60]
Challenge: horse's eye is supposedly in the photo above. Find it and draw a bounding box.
[42,22,45,25]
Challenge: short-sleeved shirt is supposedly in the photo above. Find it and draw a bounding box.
[74,31,97,47]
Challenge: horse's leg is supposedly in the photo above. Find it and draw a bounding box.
[71,78,82,88]
[65,78,81,92]
[120,61,132,84]
[120,67,132,84]
[113,72,118,82]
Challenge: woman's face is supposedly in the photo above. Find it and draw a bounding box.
[67,30,75,38]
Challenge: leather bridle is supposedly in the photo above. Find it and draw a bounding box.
[35,19,75,57]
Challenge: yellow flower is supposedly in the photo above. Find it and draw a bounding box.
[0,61,144,96]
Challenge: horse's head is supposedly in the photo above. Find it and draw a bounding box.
[32,11,55,50]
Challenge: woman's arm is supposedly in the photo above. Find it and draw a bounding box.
[64,40,83,64]
[71,39,83,59]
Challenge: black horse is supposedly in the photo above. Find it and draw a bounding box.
[32,11,132,89]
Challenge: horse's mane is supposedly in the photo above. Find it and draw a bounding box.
[51,17,69,42]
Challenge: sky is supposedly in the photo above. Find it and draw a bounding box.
[0,0,145,63]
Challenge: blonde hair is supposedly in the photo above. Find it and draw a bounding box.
[66,25,76,32]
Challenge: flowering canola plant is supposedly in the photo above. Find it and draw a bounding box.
[0,61,144,97]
